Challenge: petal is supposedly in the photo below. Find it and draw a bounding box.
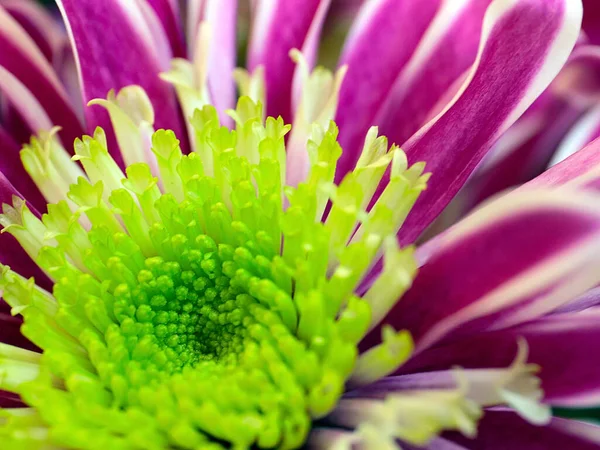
[247,0,328,120]
[334,0,442,175]
[0,65,54,133]
[56,0,187,159]
[361,189,600,354]
[405,310,600,407]
[203,0,238,118]
[526,134,600,191]
[583,0,600,45]
[449,91,583,217]
[397,0,582,244]
[0,0,65,63]
[551,286,600,314]
[447,410,600,449]
[0,6,84,146]
[146,0,186,58]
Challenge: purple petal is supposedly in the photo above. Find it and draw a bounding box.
[0,312,38,352]
[526,134,600,191]
[583,0,600,45]
[0,6,84,146]
[0,0,65,63]
[361,189,600,355]
[403,310,600,407]
[376,0,496,161]
[146,0,186,58]
[0,390,25,408]
[551,286,600,314]
[334,0,442,176]
[248,0,327,121]
[0,126,45,212]
[396,0,581,244]
[204,0,238,119]
[56,0,187,159]
[447,410,600,449]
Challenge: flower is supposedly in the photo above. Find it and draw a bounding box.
[0,0,599,449]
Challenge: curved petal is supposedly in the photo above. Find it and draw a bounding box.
[0,6,84,146]
[147,0,186,58]
[247,0,327,120]
[0,0,65,63]
[404,310,600,407]
[334,0,443,175]
[447,410,600,449]
[452,92,583,215]
[397,0,582,244]
[56,0,187,161]
[361,189,600,354]
[526,134,600,191]
[204,0,238,118]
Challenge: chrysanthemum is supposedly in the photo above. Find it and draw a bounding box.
[0,0,600,449]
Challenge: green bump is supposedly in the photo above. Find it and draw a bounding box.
[0,97,428,450]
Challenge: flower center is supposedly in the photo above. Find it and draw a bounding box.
[0,95,429,449]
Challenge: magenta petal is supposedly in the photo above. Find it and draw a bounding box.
[0,390,25,408]
[447,410,600,449]
[526,135,600,191]
[248,0,326,121]
[408,311,600,407]
[583,0,600,45]
[0,0,65,63]
[375,0,494,155]
[455,93,583,214]
[0,6,84,146]
[334,0,442,176]
[204,0,238,119]
[361,190,600,354]
[396,0,581,244]
[56,0,186,154]
[147,0,186,58]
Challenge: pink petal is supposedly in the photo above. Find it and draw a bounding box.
[335,0,443,176]
[403,310,600,407]
[0,6,84,146]
[147,0,186,57]
[0,0,65,63]
[204,0,238,119]
[397,0,581,244]
[361,189,600,355]
[447,410,600,449]
[248,0,327,121]
[526,134,600,191]
[56,0,187,159]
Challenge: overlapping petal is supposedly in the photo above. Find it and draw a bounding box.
[0,6,83,146]
[447,410,600,449]
[248,0,329,120]
[401,310,600,406]
[526,135,600,190]
[335,0,443,172]
[396,0,582,243]
[56,0,186,162]
[362,189,600,355]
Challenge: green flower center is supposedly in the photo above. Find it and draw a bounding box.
[0,96,428,449]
